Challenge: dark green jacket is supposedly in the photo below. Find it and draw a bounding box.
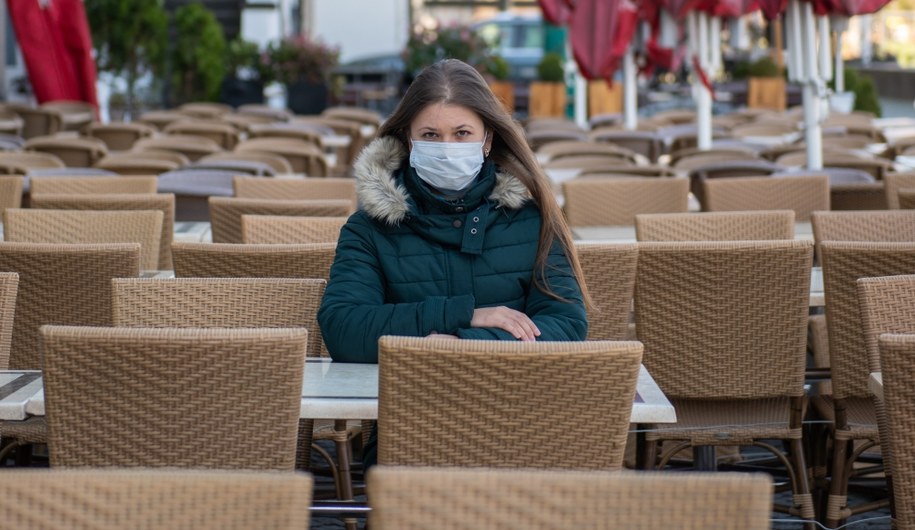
[317,137,587,363]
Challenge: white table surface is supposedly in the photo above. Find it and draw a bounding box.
[869,372,883,401]
[10,361,676,424]
[0,371,42,420]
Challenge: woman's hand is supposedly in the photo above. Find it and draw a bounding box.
[426,333,459,339]
[471,307,541,341]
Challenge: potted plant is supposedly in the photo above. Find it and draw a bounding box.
[169,2,226,105]
[267,35,340,115]
[221,38,273,107]
[746,56,786,111]
[529,52,566,118]
[480,54,514,113]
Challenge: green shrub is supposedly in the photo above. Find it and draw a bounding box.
[829,68,882,117]
[747,56,782,78]
[170,3,226,103]
[537,52,565,82]
[481,54,510,81]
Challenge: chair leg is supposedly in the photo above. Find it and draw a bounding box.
[826,435,852,528]
[641,438,659,470]
[789,438,817,530]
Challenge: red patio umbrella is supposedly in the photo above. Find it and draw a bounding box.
[570,0,639,82]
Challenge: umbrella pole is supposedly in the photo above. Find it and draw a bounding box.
[832,16,848,93]
[801,1,824,170]
[818,16,833,85]
[623,45,638,130]
[695,12,713,150]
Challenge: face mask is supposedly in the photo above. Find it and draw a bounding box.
[409,133,487,192]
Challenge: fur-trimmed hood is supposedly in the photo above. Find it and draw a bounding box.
[352,136,530,226]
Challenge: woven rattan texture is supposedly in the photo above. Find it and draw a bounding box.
[172,242,335,281]
[536,140,638,164]
[575,243,637,340]
[898,188,915,210]
[241,215,347,244]
[0,469,312,530]
[4,209,163,271]
[133,136,221,161]
[634,241,812,399]
[812,210,915,244]
[645,397,798,444]
[821,242,915,399]
[0,272,18,369]
[367,467,773,530]
[0,243,139,370]
[858,275,915,378]
[30,193,175,270]
[702,175,829,221]
[208,197,352,243]
[562,177,689,226]
[112,277,326,359]
[233,176,356,202]
[877,334,915,529]
[377,337,642,470]
[0,176,23,210]
[235,138,328,175]
[830,182,888,210]
[884,173,915,209]
[43,326,306,469]
[29,176,158,195]
[636,210,796,241]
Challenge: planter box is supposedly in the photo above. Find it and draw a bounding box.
[747,77,786,111]
[488,81,515,114]
[286,80,329,116]
[588,80,623,118]
[528,82,566,118]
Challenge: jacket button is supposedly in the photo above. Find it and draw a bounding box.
[472,216,480,223]
[452,219,462,228]
[455,206,464,213]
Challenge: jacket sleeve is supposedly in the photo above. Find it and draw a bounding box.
[318,214,475,363]
[454,240,588,341]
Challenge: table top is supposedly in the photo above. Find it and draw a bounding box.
[4,360,676,424]
[869,372,883,401]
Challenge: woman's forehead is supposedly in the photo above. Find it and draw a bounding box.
[411,103,483,130]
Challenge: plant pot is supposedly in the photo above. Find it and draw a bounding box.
[286,79,329,116]
[830,91,856,114]
[747,77,786,111]
[528,81,566,118]
[220,77,264,108]
[488,81,515,114]
[588,80,623,118]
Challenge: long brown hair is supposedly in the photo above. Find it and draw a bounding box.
[378,59,591,308]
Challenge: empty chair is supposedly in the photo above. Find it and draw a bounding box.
[6,104,63,138]
[0,272,19,370]
[238,104,293,122]
[536,140,640,165]
[164,120,240,150]
[776,152,892,180]
[702,175,829,221]
[562,177,689,226]
[368,467,773,530]
[137,110,194,130]
[242,215,347,244]
[729,121,799,139]
[811,210,915,247]
[0,152,64,174]
[133,135,223,162]
[209,196,352,243]
[636,240,815,522]
[293,116,366,169]
[199,151,294,174]
[0,107,24,136]
[542,155,634,173]
[671,149,761,171]
[83,121,155,151]
[185,158,277,176]
[96,153,180,175]
[0,469,312,530]
[4,209,163,270]
[526,128,589,151]
[118,149,191,167]
[173,242,336,281]
[589,130,663,163]
[831,181,887,210]
[899,188,915,210]
[884,172,915,209]
[574,242,638,341]
[579,165,677,178]
[876,334,915,530]
[321,106,383,128]
[248,123,325,148]
[636,210,796,241]
[155,169,236,222]
[43,326,306,470]
[178,101,233,118]
[0,176,24,211]
[233,176,356,202]
[30,193,175,270]
[29,176,158,195]
[235,138,328,176]
[41,100,94,131]
[377,336,642,469]
[24,136,108,167]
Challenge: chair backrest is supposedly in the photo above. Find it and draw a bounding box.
[200,151,294,174]
[136,110,190,131]
[542,155,634,171]
[0,272,18,370]
[876,333,915,530]
[43,326,306,469]
[233,176,356,202]
[4,209,162,271]
[92,156,179,176]
[811,210,915,247]
[242,215,347,244]
[122,149,191,167]
[588,130,663,162]
[112,277,327,357]
[0,469,312,530]
[830,181,887,210]
[179,101,233,118]
[367,467,773,530]
[377,336,643,469]
[634,240,812,399]
[672,150,761,171]
[164,120,240,150]
[636,210,796,241]
[0,243,139,370]
[133,135,223,162]
[321,106,383,127]
[29,193,175,270]
[820,242,915,399]
[209,196,352,243]
[536,140,639,164]
[885,172,915,209]
[579,165,677,178]
[7,104,63,138]
[562,177,689,226]
[172,242,336,281]
[235,138,328,176]
[574,243,638,340]
[0,152,65,174]
[858,274,915,375]
[899,188,915,210]
[702,175,829,221]
[0,175,23,211]
[84,122,156,151]
[24,136,108,167]
[29,176,158,195]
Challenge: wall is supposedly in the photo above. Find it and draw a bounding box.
[308,0,409,63]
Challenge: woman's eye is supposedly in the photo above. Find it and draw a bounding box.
[421,132,437,139]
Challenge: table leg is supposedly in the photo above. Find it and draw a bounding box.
[693,446,717,471]
[333,420,358,530]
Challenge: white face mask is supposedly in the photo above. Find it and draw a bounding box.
[409,133,487,192]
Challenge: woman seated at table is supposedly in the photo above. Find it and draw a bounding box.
[317,59,590,466]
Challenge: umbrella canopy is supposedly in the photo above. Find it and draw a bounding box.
[570,0,639,82]
[539,0,574,25]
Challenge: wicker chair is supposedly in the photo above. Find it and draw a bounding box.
[83,122,155,151]
[536,140,640,165]
[589,130,663,162]
[164,120,240,150]
[233,176,356,203]
[133,135,223,162]
[209,197,352,244]
[6,104,63,139]
[93,156,179,176]
[876,334,915,530]
[136,110,191,131]
[636,210,796,241]
[831,181,888,210]
[199,152,294,175]
[671,149,762,171]
[29,176,157,196]
[701,175,829,221]
[0,272,19,370]
[562,177,689,226]
[542,155,635,173]
[0,469,312,530]
[40,101,94,132]
[42,326,306,470]
[899,188,915,210]
[367,467,773,530]
[0,152,64,174]
[811,210,915,251]
[248,123,325,148]
[30,193,175,270]
[292,116,365,170]
[242,215,347,244]
[121,149,191,167]
[884,172,915,209]
[815,242,915,526]
[179,102,233,119]
[574,242,638,341]
[776,153,892,180]
[526,129,589,151]
[579,165,677,178]
[635,240,815,525]
[24,136,108,168]
[0,175,23,211]
[172,242,336,283]
[3,209,162,271]
[235,138,328,176]
[321,106,383,128]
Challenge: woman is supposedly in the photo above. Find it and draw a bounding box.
[317,58,590,362]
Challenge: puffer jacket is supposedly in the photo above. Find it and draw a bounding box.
[317,136,587,363]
